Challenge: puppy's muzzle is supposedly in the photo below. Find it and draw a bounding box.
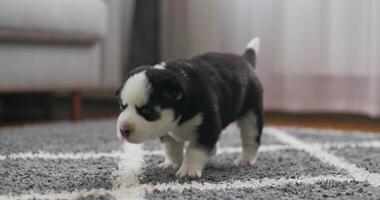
[120,124,135,138]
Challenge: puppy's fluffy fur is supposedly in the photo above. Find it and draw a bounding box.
[116,38,263,178]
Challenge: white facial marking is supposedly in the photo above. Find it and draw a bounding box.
[153,62,166,69]
[121,71,151,107]
[117,106,177,144]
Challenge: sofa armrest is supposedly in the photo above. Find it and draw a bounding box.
[102,0,135,89]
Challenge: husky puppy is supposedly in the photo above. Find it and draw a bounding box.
[116,38,263,178]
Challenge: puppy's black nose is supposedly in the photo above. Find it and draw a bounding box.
[120,128,132,138]
[120,124,134,138]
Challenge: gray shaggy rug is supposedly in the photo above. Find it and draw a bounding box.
[1,119,380,200]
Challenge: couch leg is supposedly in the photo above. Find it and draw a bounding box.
[71,91,81,121]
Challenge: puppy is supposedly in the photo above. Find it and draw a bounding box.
[116,38,263,178]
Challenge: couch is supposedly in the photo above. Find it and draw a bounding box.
[0,0,135,120]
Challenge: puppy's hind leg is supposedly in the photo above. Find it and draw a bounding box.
[235,110,263,166]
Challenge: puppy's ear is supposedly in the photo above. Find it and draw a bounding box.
[159,77,186,105]
[163,90,183,103]
[148,69,187,105]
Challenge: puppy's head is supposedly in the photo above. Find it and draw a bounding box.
[115,64,186,144]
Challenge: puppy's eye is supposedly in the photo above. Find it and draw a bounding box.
[139,106,155,115]
[136,105,160,121]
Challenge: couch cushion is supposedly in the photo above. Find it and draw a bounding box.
[0,43,102,91]
[0,0,107,44]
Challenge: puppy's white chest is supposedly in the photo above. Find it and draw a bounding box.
[170,113,203,142]
[169,128,193,142]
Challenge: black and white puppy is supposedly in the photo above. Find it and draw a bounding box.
[116,38,263,178]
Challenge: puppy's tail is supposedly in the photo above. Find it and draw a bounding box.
[243,37,260,68]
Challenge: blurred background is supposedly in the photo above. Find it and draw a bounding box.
[0,0,379,132]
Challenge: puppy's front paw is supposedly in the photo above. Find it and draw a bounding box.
[176,165,202,178]
[234,157,257,167]
[160,161,180,169]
